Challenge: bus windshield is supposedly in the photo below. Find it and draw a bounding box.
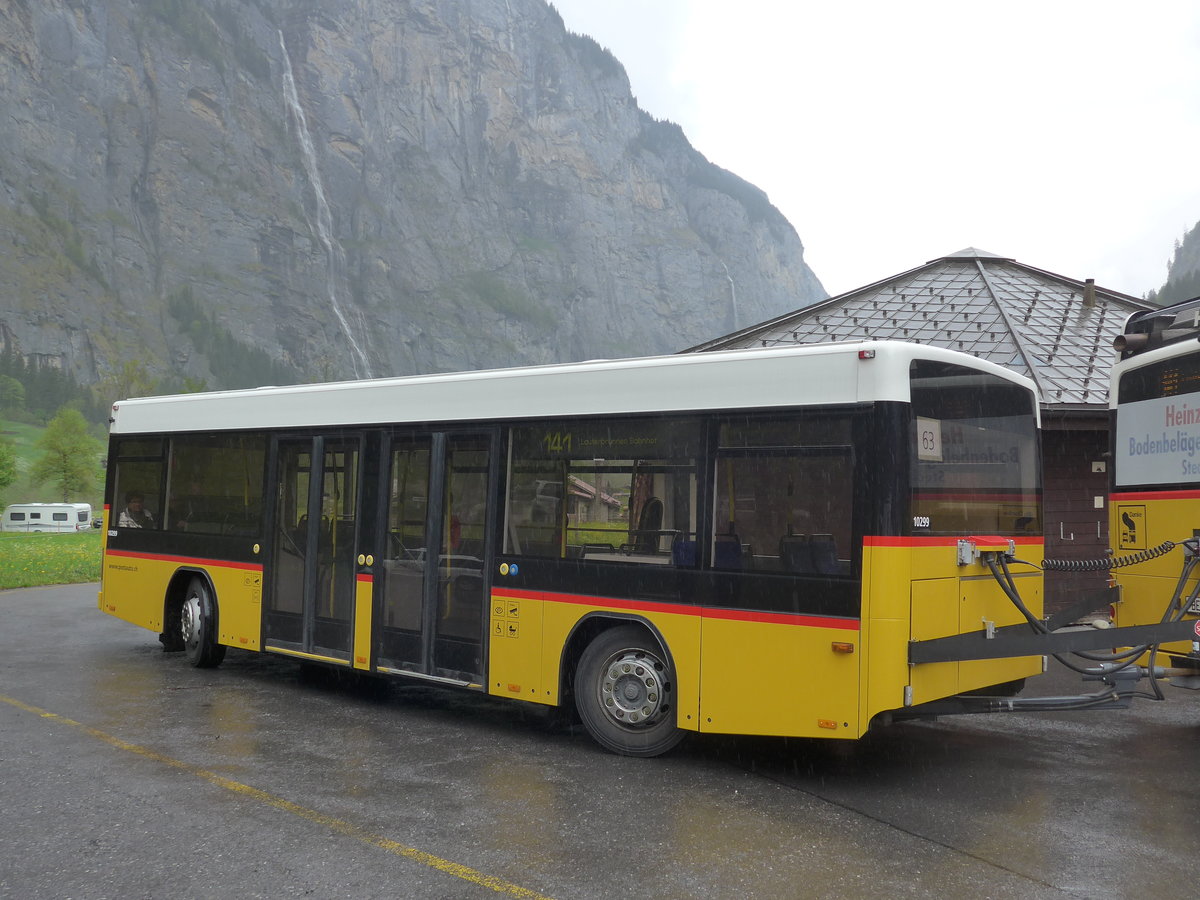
[909,360,1041,536]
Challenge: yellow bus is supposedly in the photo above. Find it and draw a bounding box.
[99,341,1048,755]
[1109,299,1200,675]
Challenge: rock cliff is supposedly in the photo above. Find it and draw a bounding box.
[0,0,825,387]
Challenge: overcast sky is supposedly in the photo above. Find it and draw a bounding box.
[551,0,1200,299]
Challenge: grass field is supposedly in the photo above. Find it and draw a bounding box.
[0,530,103,590]
[1,415,105,590]
[1,416,104,514]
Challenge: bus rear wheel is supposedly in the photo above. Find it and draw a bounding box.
[181,577,226,669]
[575,625,684,757]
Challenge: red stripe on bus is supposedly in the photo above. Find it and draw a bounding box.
[491,587,859,631]
[104,549,263,572]
[356,573,373,584]
[1111,490,1200,501]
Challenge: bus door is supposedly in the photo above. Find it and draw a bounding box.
[264,435,364,664]
[375,432,495,685]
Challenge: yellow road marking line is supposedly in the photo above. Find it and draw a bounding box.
[0,693,555,900]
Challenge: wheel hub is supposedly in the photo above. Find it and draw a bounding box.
[600,649,668,727]
[181,595,201,648]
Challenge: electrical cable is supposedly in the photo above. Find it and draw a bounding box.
[987,540,1200,691]
[1041,540,1178,572]
[985,556,1043,633]
[989,555,1143,674]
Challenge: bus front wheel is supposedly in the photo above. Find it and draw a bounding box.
[181,577,226,669]
[575,625,684,757]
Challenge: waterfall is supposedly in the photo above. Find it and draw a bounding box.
[720,259,739,331]
[278,31,372,378]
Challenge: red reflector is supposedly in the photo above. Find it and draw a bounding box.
[858,349,875,359]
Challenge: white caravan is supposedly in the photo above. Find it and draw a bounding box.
[1,502,93,533]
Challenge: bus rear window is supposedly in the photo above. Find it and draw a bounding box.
[1118,352,1200,403]
[909,360,1041,536]
[1115,348,1200,488]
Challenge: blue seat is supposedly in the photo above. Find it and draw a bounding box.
[778,535,814,573]
[810,534,840,575]
[713,533,742,570]
[671,539,697,567]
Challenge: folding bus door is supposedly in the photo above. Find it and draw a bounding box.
[375,432,495,686]
[263,435,364,664]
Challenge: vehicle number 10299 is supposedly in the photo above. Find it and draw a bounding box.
[912,516,931,529]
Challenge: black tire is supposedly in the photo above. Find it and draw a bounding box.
[159,600,185,652]
[574,625,684,757]
[181,576,226,668]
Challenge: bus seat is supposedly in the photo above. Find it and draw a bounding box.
[628,497,665,552]
[778,534,814,573]
[713,533,742,570]
[672,538,697,567]
[810,534,840,575]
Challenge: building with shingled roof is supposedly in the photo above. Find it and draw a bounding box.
[688,248,1155,608]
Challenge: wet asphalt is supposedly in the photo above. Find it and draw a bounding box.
[2,583,1199,899]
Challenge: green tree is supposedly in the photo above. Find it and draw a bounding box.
[110,360,157,401]
[0,375,24,414]
[30,408,102,501]
[0,437,17,500]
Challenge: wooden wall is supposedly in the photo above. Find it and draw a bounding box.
[1040,426,1111,616]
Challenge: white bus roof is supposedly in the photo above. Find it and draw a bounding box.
[110,341,1039,435]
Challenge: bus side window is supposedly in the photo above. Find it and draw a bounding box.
[505,419,701,563]
[166,435,266,535]
[714,413,854,575]
[505,465,565,558]
[113,438,166,531]
[714,452,852,574]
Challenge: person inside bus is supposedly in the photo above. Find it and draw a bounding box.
[118,491,156,529]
